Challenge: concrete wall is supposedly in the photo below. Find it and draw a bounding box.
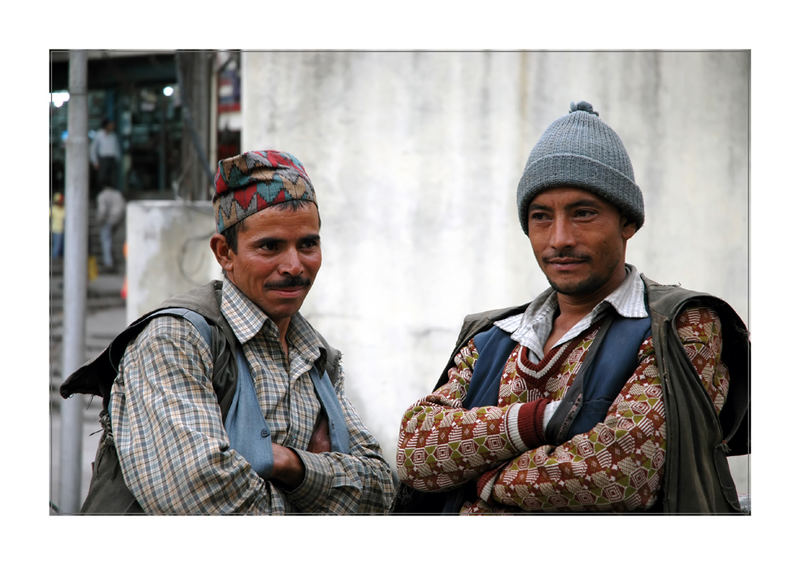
[240,51,749,473]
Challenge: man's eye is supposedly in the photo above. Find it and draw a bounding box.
[261,241,279,251]
[575,209,597,219]
[530,213,548,222]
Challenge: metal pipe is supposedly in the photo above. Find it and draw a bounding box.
[59,50,89,514]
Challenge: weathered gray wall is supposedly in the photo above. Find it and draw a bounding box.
[240,51,749,477]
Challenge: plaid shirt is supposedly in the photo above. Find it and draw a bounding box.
[109,278,394,514]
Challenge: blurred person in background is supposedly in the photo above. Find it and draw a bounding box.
[95,185,125,271]
[50,192,65,260]
[90,118,121,189]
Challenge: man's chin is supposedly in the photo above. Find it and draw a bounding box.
[255,292,308,317]
[260,302,303,322]
[546,275,603,297]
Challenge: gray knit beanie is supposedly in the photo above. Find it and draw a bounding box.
[516,101,644,232]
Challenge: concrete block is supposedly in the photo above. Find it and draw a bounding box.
[126,201,219,323]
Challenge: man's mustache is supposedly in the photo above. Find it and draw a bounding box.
[265,276,312,289]
[542,251,590,263]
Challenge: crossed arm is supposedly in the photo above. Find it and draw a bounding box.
[270,412,330,489]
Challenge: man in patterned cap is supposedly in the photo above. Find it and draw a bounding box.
[393,102,750,514]
[61,150,395,514]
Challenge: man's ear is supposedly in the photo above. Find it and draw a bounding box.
[210,233,234,274]
[620,216,637,241]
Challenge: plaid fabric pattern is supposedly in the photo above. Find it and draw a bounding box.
[397,271,730,513]
[109,277,394,514]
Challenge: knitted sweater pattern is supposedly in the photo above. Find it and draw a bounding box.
[397,306,728,513]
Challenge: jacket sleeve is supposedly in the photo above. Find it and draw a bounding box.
[396,339,548,492]
[468,306,728,513]
[283,360,397,514]
[111,316,276,514]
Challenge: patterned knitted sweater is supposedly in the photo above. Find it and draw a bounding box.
[396,306,728,513]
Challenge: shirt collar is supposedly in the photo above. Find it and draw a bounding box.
[495,264,648,356]
[220,277,324,364]
[598,264,649,319]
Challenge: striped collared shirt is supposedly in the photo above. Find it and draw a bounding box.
[495,264,648,363]
[109,277,394,514]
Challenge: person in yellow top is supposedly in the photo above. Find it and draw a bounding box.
[51,193,65,259]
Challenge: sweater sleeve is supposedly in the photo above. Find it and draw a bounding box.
[467,306,728,513]
[396,339,550,492]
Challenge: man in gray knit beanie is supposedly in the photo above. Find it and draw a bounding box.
[394,101,749,515]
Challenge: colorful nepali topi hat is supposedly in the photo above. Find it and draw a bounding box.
[213,149,317,233]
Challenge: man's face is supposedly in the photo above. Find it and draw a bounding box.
[527,186,636,300]
[218,204,322,329]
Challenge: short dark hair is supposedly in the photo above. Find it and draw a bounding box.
[220,200,320,254]
[220,221,243,254]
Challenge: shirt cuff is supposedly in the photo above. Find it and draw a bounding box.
[284,449,333,509]
[542,399,561,430]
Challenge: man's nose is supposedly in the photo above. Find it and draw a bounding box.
[549,215,576,249]
[278,248,304,276]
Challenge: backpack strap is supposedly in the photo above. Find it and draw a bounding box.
[156,308,213,348]
[160,309,285,478]
[130,308,239,420]
[59,302,237,413]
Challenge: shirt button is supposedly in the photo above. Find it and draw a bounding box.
[260,429,270,438]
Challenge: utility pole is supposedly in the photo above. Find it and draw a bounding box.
[59,50,89,514]
[176,50,214,200]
